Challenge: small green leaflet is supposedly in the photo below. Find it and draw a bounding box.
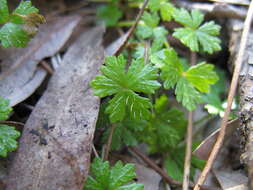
[138,95,187,153]
[160,49,218,110]
[136,11,168,51]
[186,63,218,92]
[164,144,205,182]
[97,4,123,27]
[141,11,160,28]
[0,0,44,48]
[148,0,175,21]
[160,48,183,89]
[0,97,20,157]
[0,0,9,24]
[175,78,202,111]
[102,119,146,150]
[13,1,38,16]
[0,125,20,157]
[0,97,12,121]
[173,8,221,54]
[0,23,30,48]
[84,158,144,190]
[91,55,160,122]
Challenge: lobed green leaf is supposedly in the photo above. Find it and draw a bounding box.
[0,0,9,24]
[0,97,12,121]
[172,8,221,54]
[0,125,20,157]
[185,62,219,93]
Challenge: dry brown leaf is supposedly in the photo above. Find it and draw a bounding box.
[0,15,81,106]
[6,26,104,190]
[213,169,248,190]
[193,119,239,160]
[135,164,162,190]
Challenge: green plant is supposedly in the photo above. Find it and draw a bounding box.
[96,0,123,27]
[87,0,224,187]
[0,0,44,48]
[84,158,144,190]
[0,97,20,157]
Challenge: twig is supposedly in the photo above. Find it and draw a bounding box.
[92,144,99,158]
[205,0,249,6]
[128,146,182,186]
[193,1,253,190]
[39,60,54,75]
[103,124,116,160]
[114,0,149,56]
[183,52,196,190]
[0,121,24,131]
[129,147,221,190]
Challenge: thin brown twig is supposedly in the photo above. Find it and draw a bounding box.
[39,60,54,75]
[0,121,24,131]
[128,146,182,186]
[183,52,196,190]
[129,146,221,190]
[115,0,149,56]
[103,124,116,160]
[193,1,253,189]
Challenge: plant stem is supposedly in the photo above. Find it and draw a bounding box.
[103,124,116,160]
[116,21,135,27]
[183,111,193,190]
[128,146,182,186]
[183,51,196,190]
[193,1,253,189]
[88,0,109,3]
[115,0,149,56]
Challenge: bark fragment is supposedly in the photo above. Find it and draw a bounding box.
[228,19,253,189]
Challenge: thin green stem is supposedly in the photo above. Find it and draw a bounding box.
[183,52,197,190]
[116,21,135,27]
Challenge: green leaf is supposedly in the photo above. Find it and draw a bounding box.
[97,4,123,27]
[13,0,38,15]
[0,0,9,24]
[105,91,152,122]
[148,0,161,12]
[0,97,12,121]
[172,8,221,54]
[109,162,137,188]
[142,11,160,28]
[84,158,143,190]
[175,77,202,111]
[0,125,20,157]
[164,155,184,182]
[160,2,174,21]
[173,9,204,29]
[191,155,206,170]
[152,26,168,51]
[91,55,160,122]
[148,0,174,21]
[0,23,29,48]
[160,48,183,89]
[138,96,187,153]
[136,25,153,39]
[185,62,219,93]
[11,0,40,24]
[91,158,110,188]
